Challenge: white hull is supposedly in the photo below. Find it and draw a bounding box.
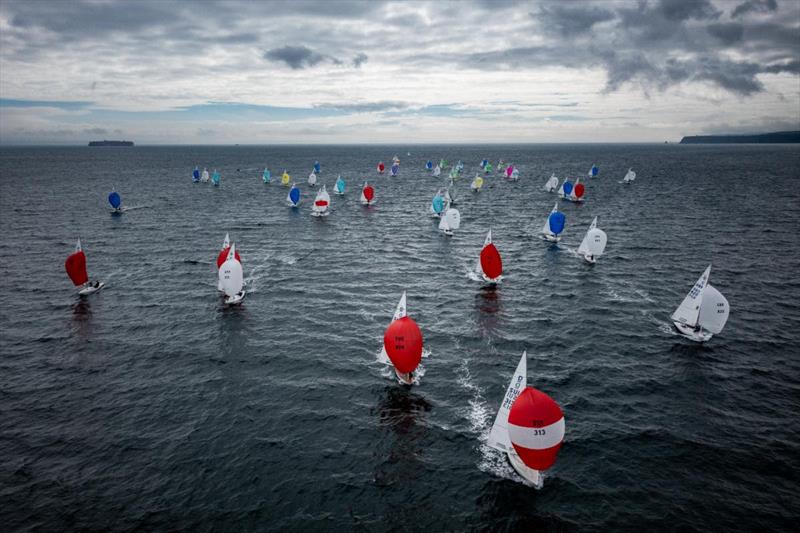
[565,197,585,203]
[581,253,597,264]
[288,201,299,207]
[394,368,414,386]
[361,200,375,206]
[482,274,502,284]
[311,210,329,217]
[541,233,561,243]
[78,282,105,296]
[224,291,246,305]
[443,229,454,236]
[334,191,344,196]
[673,321,713,342]
[507,452,544,489]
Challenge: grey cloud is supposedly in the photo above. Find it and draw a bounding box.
[264,45,329,69]
[657,0,721,21]
[534,5,615,35]
[732,0,778,18]
[83,127,108,135]
[707,23,745,45]
[352,53,368,68]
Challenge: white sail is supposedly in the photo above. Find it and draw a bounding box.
[379,291,407,363]
[698,284,729,334]
[475,229,492,275]
[584,228,607,257]
[624,169,636,182]
[308,171,317,186]
[488,351,527,453]
[219,243,243,297]
[542,203,558,236]
[671,265,711,327]
[557,181,567,198]
[223,232,230,249]
[201,168,209,182]
[444,188,452,206]
[438,212,450,231]
[589,216,598,230]
[543,174,558,192]
[75,238,82,252]
[444,208,460,230]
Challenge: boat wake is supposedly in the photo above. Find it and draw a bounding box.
[456,358,517,481]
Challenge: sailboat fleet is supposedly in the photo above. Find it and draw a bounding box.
[62,153,729,494]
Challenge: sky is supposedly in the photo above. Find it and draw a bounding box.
[0,0,798,144]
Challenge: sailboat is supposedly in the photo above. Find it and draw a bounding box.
[511,168,520,181]
[192,167,200,182]
[308,170,317,187]
[481,158,489,169]
[377,162,385,174]
[622,168,636,183]
[475,229,503,283]
[484,162,493,175]
[390,163,399,177]
[201,168,210,182]
[558,178,572,199]
[262,167,271,183]
[471,175,484,192]
[543,174,559,192]
[219,243,245,305]
[334,175,346,195]
[433,165,441,177]
[216,233,241,291]
[287,183,301,207]
[281,170,291,186]
[670,265,730,342]
[431,190,445,218]
[65,239,105,295]
[426,160,433,171]
[211,169,221,186]
[577,217,607,264]
[311,184,331,217]
[380,291,424,385]
[360,182,375,205]
[438,207,461,236]
[505,165,514,180]
[108,190,123,212]
[313,161,321,174]
[588,164,599,177]
[541,203,566,242]
[567,176,585,203]
[487,351,565,489]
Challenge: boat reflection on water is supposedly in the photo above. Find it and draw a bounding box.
[475,285,502,337]
[372,386,432,486]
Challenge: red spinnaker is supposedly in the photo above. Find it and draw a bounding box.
[65,251,88,286]
[363,185,375,202]
[383,316,423,373]
[217,247,242,269]
[574,183,585,198]
[480,243,503,279]
[508,387,565,471]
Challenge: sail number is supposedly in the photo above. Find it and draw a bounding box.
[392,335,405,350]
[529,429,547,436]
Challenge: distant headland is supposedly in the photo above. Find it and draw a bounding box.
[679,131,799,144]
[88,140,134,146]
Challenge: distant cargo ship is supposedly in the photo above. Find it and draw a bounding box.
[88,140,134,146]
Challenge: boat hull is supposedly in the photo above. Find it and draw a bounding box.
[541,234,561,243]
[78,282,105,296]
[224,291,246,306]
[507,452,544,489]
[673,321,713,342]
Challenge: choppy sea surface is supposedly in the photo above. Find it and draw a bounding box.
[1,144,799,532]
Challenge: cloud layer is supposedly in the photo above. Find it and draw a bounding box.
[0,0,798,143]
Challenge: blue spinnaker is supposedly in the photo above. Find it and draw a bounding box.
[548,212,566,235]
[108,191,121,208]
[289,187,300,205]
[432,195,444,214]
[563,181,573,195]
[335,177,345,193]
[426,160,432,170]
[314,161,321,173]
[590,165,599,176]
[481,159,488,167]
[192,168,200,180]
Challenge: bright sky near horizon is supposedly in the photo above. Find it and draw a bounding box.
[0,0,798,144]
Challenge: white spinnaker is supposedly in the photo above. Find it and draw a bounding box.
[379,292,407,363]
[445,208,461,230]
[698,284,729,334]
[584,228,607,257]
[488,351,527,453]
[308,171,317,185]
[433,165,441,176]
[219,244,243,297]
[312,185,329,213]
[624,169,636,182]
[671,265,711,327]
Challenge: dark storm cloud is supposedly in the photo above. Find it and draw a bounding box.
[264,45,330,69]
[656,0,721,21]
[706,22,745,45]
[732,0,778,18]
